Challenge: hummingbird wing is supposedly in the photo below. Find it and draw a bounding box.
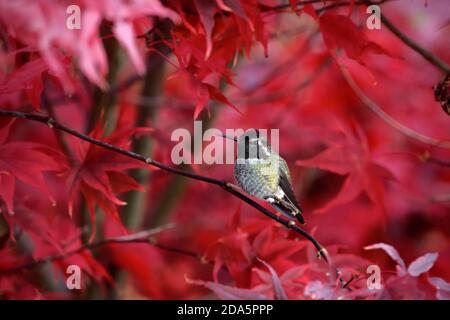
[276,164,305,224]
[278,169,303,214]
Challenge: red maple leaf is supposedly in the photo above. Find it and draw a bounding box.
[65,123,148,240]
[205,210,307,287]
[319,12,392,65]
[0,120,61,215]
[165,0,271,118]
[0,58,47,110]
[102,216,164,298]
[0,200,111,296]
[296,122,394,213]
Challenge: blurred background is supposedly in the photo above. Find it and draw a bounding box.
[0,0,449,299]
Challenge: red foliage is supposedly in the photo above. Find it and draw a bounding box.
[0,0,450,300]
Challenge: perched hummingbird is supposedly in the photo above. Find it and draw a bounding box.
[226,129,305,224]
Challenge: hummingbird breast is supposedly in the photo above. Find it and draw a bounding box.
[234,159,280,199]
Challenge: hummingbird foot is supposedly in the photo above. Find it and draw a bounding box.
[275,196,306,225]
[266,197,276,204]
[265,196,306,225]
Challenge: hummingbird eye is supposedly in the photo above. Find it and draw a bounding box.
[243,136,261,159]
[238,129,266,160]
[244,136,250,159]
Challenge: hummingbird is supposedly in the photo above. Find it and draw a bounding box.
[225,129,305,224]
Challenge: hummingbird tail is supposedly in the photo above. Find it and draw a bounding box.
[269,201,306,225]
[296,211,305,224]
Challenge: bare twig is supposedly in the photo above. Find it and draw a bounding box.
[41,91,74,159]
[260,0,390,14]
[263,0,448,74]
[0,109,330,264]
[364,0,450,74]
[11,227,66,290]
[338,63,450,148]
[316,0,390,14]
[429,194,450,203]
[423,154,450,167]
[0,224,200,275]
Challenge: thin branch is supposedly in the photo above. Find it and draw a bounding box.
[422,153,450,202]
[260,0,326,12]
[36,73,145,114]
[424,155,450,168]
[41,91,74,160]
[0,109,330,265]
[316,0,390,14]
[338,63,450,148]
[107,74,143,96]
[260,0,390,14]
[0,224,201,275]
[429,194,450,203]
[364,0,450,74]
[263,0,448,74]
[11,226,65,290]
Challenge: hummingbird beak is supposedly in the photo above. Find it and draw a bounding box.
[217,134,238,142]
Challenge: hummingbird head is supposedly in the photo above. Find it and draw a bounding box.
[218,129,271,161]
[236,129,270,160]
